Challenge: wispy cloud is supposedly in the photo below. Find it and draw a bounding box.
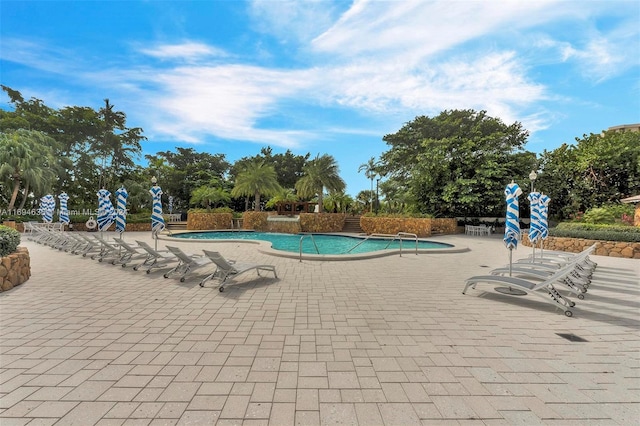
[139,42,228,61]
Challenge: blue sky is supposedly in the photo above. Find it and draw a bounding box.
[2,0,639,196]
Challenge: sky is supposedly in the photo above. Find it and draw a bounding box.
[1,0,639,196]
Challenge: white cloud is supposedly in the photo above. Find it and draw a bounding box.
[139,42,228,61]
[248,0,345,44]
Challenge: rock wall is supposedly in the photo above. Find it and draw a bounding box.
[522,234,640,259]
[299,213,345,233]
[0,247,31,292]
[187,213,233,230]
[360,217,432,237]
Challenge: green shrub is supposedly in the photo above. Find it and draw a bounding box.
[582,207,615,224]
[582,204,635,225]
[550,222,640,242]
[0,225,21,257]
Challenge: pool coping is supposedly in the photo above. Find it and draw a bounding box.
[157,230,470,261]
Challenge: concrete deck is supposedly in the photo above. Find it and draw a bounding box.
[1,232,638,425]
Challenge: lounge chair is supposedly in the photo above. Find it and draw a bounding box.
[462,263,579,317]
[200,250,278,292]
[133,240,177,273]
[75,233,102,257]
[163,246,212,282]
[491,249,593,298]
[91,236,121,262]
[111,238,148,267]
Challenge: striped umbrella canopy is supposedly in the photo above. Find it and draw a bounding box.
[168,196,174,214]
[97,189,116,231]
[539,193,551,240]
[150,185,166,235]
[115,186,128,234]
[40,194,55,223]
[528,191,542,245]
[503,182,522,250]
[58,192,70,225]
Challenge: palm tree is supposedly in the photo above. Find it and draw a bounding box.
[231,160,282,211]
[358,156,378,213]
[295,154,345,213]
[190,186,231,211]
[0,130,58,210]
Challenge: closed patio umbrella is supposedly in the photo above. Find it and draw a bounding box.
[115,186,128,236]
[58,192,70,227]
[538,193,550,257]
[150,182,165,250]
[498,182,525,295]
[40,194,55,223]
[97,189,116,232]
[528,191,542,260]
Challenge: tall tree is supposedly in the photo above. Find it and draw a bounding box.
[145,148,230,211]
[295,154,346,213]
[537,129,640,219]
[380,110,534,217]
[358,156,378,213]
[0,130,59,210]
[231,160,282,211]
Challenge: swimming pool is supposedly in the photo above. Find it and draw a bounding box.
[171,231,455,256]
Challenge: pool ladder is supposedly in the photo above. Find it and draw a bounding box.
[346,232,419,256]
[299,233,320,262]
[299,232,419,261]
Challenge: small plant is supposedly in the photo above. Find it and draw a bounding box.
[0,225,21,257]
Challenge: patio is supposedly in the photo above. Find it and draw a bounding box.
[1,232,638,425]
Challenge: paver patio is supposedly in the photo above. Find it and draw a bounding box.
[1,231,638,425]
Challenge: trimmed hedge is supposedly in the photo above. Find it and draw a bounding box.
[0,225,21,257]
[550,222,640,243]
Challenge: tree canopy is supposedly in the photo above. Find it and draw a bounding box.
[380,110,535,217]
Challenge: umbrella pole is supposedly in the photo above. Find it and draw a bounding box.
[509,248,512,277]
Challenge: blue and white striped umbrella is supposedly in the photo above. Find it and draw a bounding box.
[58,192,70,225]
[40,194,55,223]
[539,194,551,240]
[168,196,174,214]
[528,191,542,245]
[150,185,165,234]
[97,189,116,231]
[503,182,522,250]
[115,186,128,234]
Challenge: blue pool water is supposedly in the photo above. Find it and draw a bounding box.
[172,231,453,255]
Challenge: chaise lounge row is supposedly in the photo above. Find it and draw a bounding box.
[26,228,278,292]
[462,244,597,317]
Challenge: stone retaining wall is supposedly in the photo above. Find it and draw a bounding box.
[360,217,432,237]
[0,247,31,292]
[187,213,233,230]
[522,235,640,259]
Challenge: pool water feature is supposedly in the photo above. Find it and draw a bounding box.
[171,231,455,256]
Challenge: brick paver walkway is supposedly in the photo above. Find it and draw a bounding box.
[1,232,638,425]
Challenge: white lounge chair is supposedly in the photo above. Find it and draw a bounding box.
[200,250,278,292]
[163,246,212,282]
[111,238,148,267]
[491,249,593,298]
[133,240,176,273]
[91,236,121,262]
[463,263,579,317]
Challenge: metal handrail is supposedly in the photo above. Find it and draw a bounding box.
[396,232,418,256]
[299,233,320,262]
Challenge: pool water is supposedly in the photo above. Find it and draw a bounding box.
[173,231,453,255]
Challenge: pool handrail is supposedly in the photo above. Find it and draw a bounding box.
[299,233,320,261]
[346,232,419,257]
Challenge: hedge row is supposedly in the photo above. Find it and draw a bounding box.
[550,222,640,242]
